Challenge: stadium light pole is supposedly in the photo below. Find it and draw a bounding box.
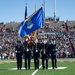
[43,0,45,18]
[54,0,56,22]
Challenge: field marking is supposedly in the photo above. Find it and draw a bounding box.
[31,65,42,75]
[8,66,67,70]
[48,67,67,69]
[8,67,34,70]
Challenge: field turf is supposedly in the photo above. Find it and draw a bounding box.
[0,58,75,75]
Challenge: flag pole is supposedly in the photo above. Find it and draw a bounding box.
[35,5,37,49]
[43,0,46,50]
[23,3,27,39]
[33,5,37,49]
[24,3,27,20]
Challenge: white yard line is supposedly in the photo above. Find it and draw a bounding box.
[31,65,42,75]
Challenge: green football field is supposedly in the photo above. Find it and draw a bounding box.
[0,58,75,75]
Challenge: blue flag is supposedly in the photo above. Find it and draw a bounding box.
[18,7,44,37]
[18,21,24,29]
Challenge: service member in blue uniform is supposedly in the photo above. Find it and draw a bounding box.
[23,41,31,70]
[15,40,23,70]
[41,42,49,69]
[33,42,40,69]
[49,40,57,69]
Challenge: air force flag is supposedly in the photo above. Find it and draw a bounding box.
[18,7,44,37]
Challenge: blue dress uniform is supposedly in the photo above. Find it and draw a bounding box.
[41,43,49,69]
[49,44,57,69]
[15,41,23,70]
[23,41,31,70]
[33,42,40,69]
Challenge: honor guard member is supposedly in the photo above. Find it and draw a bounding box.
[15,40,23,70]
[23,41,31,70]
[49,40,57,69]
[41,42,49,69]
[33,42,40,69]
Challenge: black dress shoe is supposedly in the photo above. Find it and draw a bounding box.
[35,68,36,70]
[52,67,54,69]
[17,68,19,70]
[46,67,48,69]
[28,68,30,70]
[55,66,57,68]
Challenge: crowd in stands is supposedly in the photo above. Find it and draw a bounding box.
[0,21,75,60]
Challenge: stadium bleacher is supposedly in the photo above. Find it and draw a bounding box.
[0,20,75,59]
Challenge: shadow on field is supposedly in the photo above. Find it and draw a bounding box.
[0,68,8,71]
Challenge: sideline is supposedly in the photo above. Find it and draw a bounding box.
[31,65,42,75]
